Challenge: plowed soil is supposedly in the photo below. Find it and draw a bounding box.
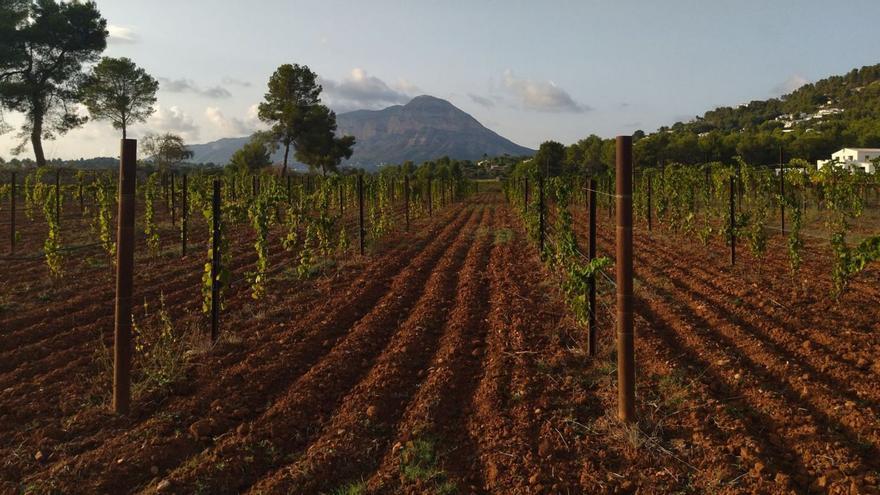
[1,192,879,494]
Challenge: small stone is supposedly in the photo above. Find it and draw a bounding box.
[366,406,378,418]
[34,451,44,462]
[753,461,765,476]
[775,472,790,486]
[534,408,542,415]
[391,442,403,455]
[150,465,159,475]
[529,472,540,485]
[156,479,171,492]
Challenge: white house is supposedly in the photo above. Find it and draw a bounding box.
[817,148,879,174]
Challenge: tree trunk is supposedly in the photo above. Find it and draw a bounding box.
[282,143,290,176]
[31,114,46,167]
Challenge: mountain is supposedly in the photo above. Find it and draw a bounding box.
[186,95,534,168]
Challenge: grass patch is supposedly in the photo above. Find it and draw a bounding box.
[493,228,514,245]
[657,370,690,409]
[331,480,368,495]
[399,438,458,494]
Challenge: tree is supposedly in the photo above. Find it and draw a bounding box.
[141,133,193,171]
[0,0,107,166]
[293,104,355,175]
[257,63,322,176]
[80,57,158,139]
[228,135,272,173]
[534,140,566,177]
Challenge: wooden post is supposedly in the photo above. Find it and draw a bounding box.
[615,136,635,423]
[358,174,365,255]
[113,139,137,415]
[404,174,410,232]
[181,174,188,257]
[587,177,597,356]
[729,176,736,266]
[9,173,16,254]
[210,179,221,342]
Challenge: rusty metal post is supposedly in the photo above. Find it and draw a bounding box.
[779,148,785,234]
[647,173,653,232]
[538,175,545,254]
[54,169,60,225]
[615,136,635,423]
[404,174,410,232]
[170,173,176,226]
[729,176,736,266]
[9,173,16,254]
[181,174,188,257]
[427,177,433,217]
[357,174,365,255]
[113,139,137,415]
[210,179,221,341]
[587,177,597,357]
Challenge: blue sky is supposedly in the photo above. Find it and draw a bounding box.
[3,0,880,159]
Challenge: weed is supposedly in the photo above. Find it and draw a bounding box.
[399,438,458,494]
[493,228,514,245]
[331,480,367,495]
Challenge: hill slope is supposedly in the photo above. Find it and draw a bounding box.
[187,95,534,168]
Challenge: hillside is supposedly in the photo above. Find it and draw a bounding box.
[187,95,534,168]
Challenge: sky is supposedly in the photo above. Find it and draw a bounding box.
[3,0,880,160]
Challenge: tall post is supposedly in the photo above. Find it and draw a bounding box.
[587,177,597,356]
[78,176,84,214]
[615,136,635,423]
[170,173,176,226]
[357,174,365,255]
[524,177,530,210]
[54,169,60,225]
[729,176,736,266]
[113,139,137,415]
[647,173,653,232]
[427,177,433,217]
[404,174,410,232]
[181,174,188,257]
[210,180,221,342]
[779,148,785,234]
[339,180,344,215]
[9,173,16,254]
[251,175,257,198]
[538,175,545,254]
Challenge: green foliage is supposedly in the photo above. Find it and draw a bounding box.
[0,0,107,165]
[92,173,115,259]
[41,182,62,277]
[80,56,158,139]
[141,133,194,172]
[229,136,272,173]
[143,172,160,254]
[399,438,457,495]
[132,293,188,391]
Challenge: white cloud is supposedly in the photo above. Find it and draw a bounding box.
[143,105,199,140]
[205,107,250,137]
[108,25,138,45]
[159,77,232,99]
[502,70,590,113]
[320,68,414,112]
[774,74,809,96]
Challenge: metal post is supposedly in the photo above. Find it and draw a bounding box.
[339,180,344,216]
[404,174,410,232]
[251,175,257,198]
[587,177,597,356]
[729,176,736,266]
[538,175,545,254]
[779,148,785,234]
[358,174,365,255]
[181,174,188,257]
[55,169,60,225]
[78,176,84,214]
[170,173,176,226]
[427,177,433,217]
[615,136,635,423]
[210,179,221,342]
[524,177,530,210]
[647,173,653,232]
[113,139,137,415]
[9,173,16,254]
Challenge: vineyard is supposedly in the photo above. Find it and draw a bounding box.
[1,141,880,494]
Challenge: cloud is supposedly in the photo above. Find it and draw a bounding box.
[108,25,138,45]
[320,68,413,112]
[501,70,590,113]
[205,107,250,137]
[159,77,232,99]
[774,74,809,96]
[468,93,495,108]
[222,77,252,88]
[145,105,199,140]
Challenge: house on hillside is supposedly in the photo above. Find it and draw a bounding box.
[817,148,879,174]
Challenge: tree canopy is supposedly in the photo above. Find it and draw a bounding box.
[80,57,158,139]
[141,133,193,171]
[0,0,107,166]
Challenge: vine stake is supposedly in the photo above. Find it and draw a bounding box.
[9,173,15,254]
[615,136,635,423]
[587,177,597,356]
[210,179,221,341]
[113,139,137,415]
[729,176,736,266]
[181,174,188,257]
[358,174,365,255]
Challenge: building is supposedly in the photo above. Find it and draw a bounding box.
[817,148,879,174]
